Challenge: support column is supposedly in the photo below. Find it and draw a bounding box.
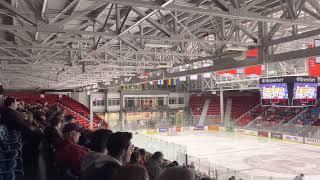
[220,87,224,126]
[120,90,124,131]
[258,22,269,64]
[89,94,93,129]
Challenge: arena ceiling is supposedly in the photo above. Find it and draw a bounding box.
[0,0,320,89]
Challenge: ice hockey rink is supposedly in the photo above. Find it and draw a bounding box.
[144,131,320,180]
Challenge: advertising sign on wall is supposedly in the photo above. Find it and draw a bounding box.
[236,129,258,136]
[305,137,320,145]
[225,127,235,132]
[258,131,269,137]
[282,134,304,143]
[194,126,205,130]
[159,127,169,133]
[270,133,283,140]
[208,125,219,131]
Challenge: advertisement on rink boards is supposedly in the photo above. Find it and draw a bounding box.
[258,131,269,137]
[193,126,205,130]
[181,126,194,132]
[208,125,220,131]
[146,129,158,134]
[270,132,283,140]
[236,129,258,136]
[159,127,169,133]
[282,134,304,143]
[225,127,235,132]
[305,137,320,145]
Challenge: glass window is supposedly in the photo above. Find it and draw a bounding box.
[178,97,184,104]
[93,99,105,106]
[158,97,164,106]
[169,97,176,104]
[108,98,120,106]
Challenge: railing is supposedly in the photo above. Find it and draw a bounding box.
[188,155,294,180]
[132,133,187,165]
[124,105,169,111]
[132,131,296,180]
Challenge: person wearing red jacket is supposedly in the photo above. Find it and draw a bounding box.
[55,123,88,176]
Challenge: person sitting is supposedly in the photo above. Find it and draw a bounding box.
[65,114,75,125]
[78,130,92,148]
[81,132,134,180]
[145,151,164,180]
[130,150,141,165]
[81,129,113,171]
[113,164,149,180]
[156,167,195,180]
[55,123,88,176]
[139,148,147,166]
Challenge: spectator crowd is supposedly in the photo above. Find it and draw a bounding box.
[0,96,215,180]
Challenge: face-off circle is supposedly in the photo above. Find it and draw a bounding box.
[245,155,320,175]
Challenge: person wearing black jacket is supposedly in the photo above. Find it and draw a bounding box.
[0,96,43,180]
[0,96,32,134]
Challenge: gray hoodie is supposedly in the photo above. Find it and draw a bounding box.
[81,152,113,171]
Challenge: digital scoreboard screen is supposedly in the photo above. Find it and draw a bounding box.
[260,76,318,107]
[292,82,318,106]
[260,83,289,106]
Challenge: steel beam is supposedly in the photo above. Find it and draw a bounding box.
[265,28,320,46]
[109,46,320,86]
[0,24,256,46]
[131,7,172,37]
[49,0,80,24]
[52,2,108,27]
[95,0,320,27]
[0,0,37,25]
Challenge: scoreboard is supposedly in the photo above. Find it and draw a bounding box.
[260,76,318,107]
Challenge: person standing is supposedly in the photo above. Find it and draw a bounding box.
[145,151,164,180]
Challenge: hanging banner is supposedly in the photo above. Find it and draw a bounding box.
[244,65,263,76]
[216,69,237,76]
[246,48,259,58]
[308,42,320,77]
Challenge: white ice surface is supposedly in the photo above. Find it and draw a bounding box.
[145,131,320,180]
